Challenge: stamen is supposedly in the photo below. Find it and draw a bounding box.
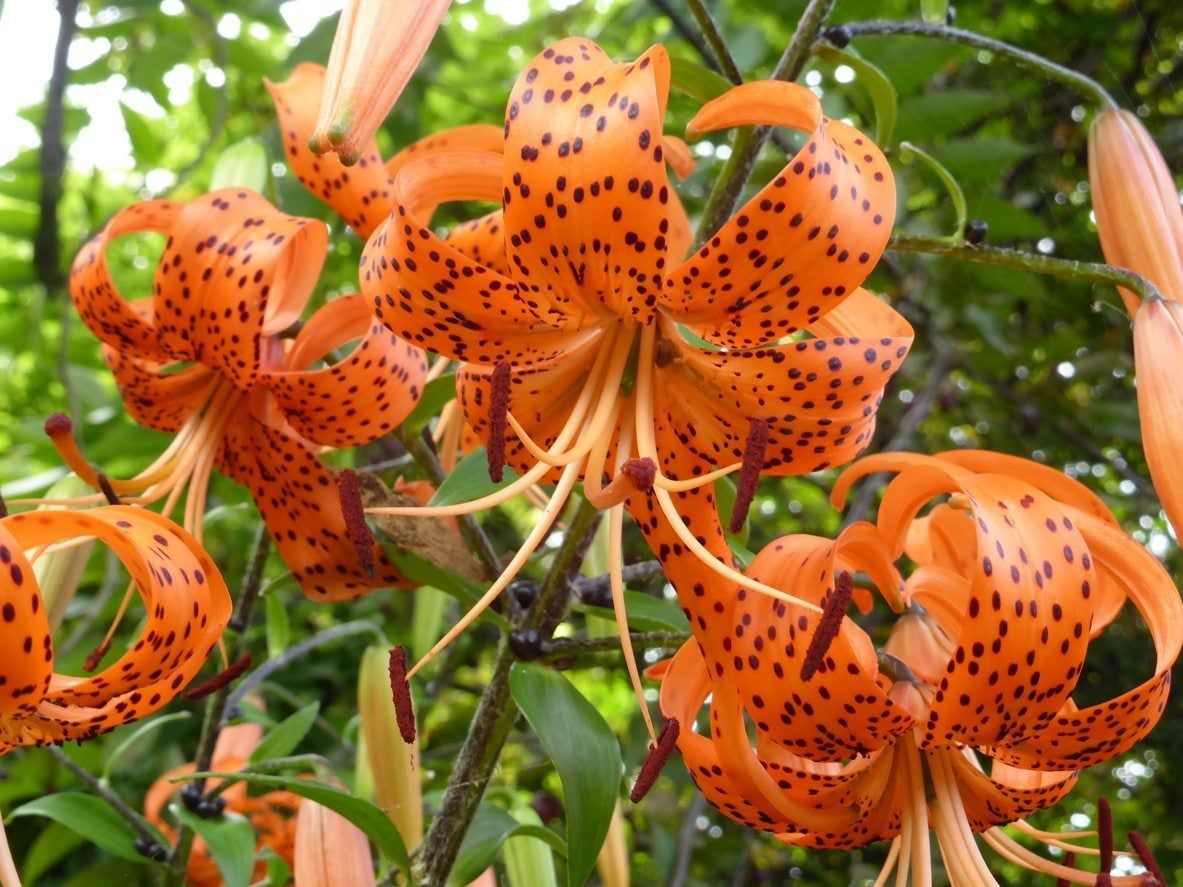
[1127,832,1165,886]
[83,640,111,673]
[629,717,680,803]
[96,474,121,505]
[653,337,676,368]
[338,469,376,578]
[487,362,512,482]
[1097,797,1114,886]
[388,645,416,743]
[44,412,73,439]
[801,572,854,681]
[1055,852,1076,887]
[729,417,769,533]
[183,652,252,701]
[620,458,656,493]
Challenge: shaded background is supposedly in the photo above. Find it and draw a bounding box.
[0,0,1181,883]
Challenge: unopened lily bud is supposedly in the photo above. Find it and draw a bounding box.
[358,645,423,848]
[294,798,377,887]
[312,0,452,165]
[1134,297,1183,537]
[1088,109,1183,315]
[34,475,97,630]
[503,807,558,887]
[595,801,630,887]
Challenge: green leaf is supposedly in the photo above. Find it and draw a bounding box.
[895,89,1015,142]
[248,703,320,764]
[175,809,256,887]
[411,585,451,662]
[403,372,457,433]
[669,56,732,104]
[899,141,967,239]
[0,204,38,237]
[210,138,270,193]
[103,712,191,780]
[509,663,622,886]
[385,549,504,628]
[265,588,291,660]
[428,448,519,507]
[119,102,164,165]
[449,804,566,887]
[183,772,409,872]
[813,44,898,146]
[928,137,1037,184]
[20,821,86,885]
[9,793,148,864]
[577,591,689,633]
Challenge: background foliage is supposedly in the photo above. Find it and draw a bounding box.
[1,0,1181,884]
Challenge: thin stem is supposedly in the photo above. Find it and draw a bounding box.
[574,560,664,603]
[695,0,838,243]
[47,746,164,854]
[841,20,1118,111]
[395,425,503,580]
[538,630,691,662]
[682,0,744,83]
[649,0,722,76]
[227,525,270,631]
[888,235,1164,303]
[415,497,602,886]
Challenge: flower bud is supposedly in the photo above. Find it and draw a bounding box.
[295,799,377,887]
[595,801,630,887]
[503,807,558,887]
[1134,297,1183,537]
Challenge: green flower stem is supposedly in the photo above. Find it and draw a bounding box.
[414,497,603,886]
[889,235,1163,303]
[841,20,1118,111]
[538,630,692,662]
[683,0,745,84]
[695,0,839,244]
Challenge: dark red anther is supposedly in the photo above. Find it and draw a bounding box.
[487,362,512,482]
[1096,797,1114,886]
[82,639,111,673]
[654,337,676,368]
[388,645,417,743]
[729,418,769,533]
[44,412,73,438]
[1054,852,1076,887]
[97,473,121,505]
[620,458,657,493]
[800,571,854,682]
[183,652,252,701]
[338,469,375,578]
[1127,832,1166,886]
[630,718,680,803]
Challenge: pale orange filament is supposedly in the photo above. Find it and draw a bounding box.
[0,807,21,887]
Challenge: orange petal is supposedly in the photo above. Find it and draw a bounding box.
[218,412,411,601]
[446,210,511,275]
[666,81,895,349]
[153,190,327,391]
[267,63,397,238]
[1134,297,1183,538]
[945,749,1078,831]
[0,524,53,722]
[1088,109,1183,314]
[262,294,428,448]
[501,39,676,322]
[385,123,504,180]
[294,798,377,887]
[311,0,451,167]
[101,332,216,434]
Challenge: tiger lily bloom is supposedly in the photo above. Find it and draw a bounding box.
[144,721,300,887]
[1088,109,1183,539]
[47,188,427,601]
[0,500,230,752]
[356,38,913,716]
[309,0,452,166]
[652,450,1180,885]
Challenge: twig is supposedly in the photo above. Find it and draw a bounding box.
[695,0,838,243]
[47,746,164,856]
[888,236,1164,303]
[538,631,691,662]
[227,526,270,631]
[669,794,708,887]
[395,425,503,580]
[681,0,744,83]
[840,20,1118,110]
[574,560,664,601]
[415,497,602,886]
[34,0,79,293]
[649,0,722,76]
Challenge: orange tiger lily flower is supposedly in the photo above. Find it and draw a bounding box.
[354,38,912,720]
[309,0,452,166]
[144,722,300,887]
[0,502,230,752]
[652,450,1180,884]
[49,188,427,601]
[1088,109,1183,539]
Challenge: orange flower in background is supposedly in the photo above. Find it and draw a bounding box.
[651,451,1180,884]
[144,722,300,887]
[1088,109,1183,541]
[45,188,427,601]
[308,0,453,166]
[353,38,912,721]
[0,502,230,752]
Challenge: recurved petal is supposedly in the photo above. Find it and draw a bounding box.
[102,345,215,435]
[262,294,428,448]
[294,798,377,887]
[665,81,895,348]
[70,199,181,360]
[1088,109,1183,313]
[447,210,511,275]
[502,39,676,323]
[989,510,1182,771]
[218,411,411,601]
[153,189,328,391]
[944,749,1078,831]
[0,523,53,721]
[1135,297,1183,539]
[363,147,587,364]
[267,63,398,238]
